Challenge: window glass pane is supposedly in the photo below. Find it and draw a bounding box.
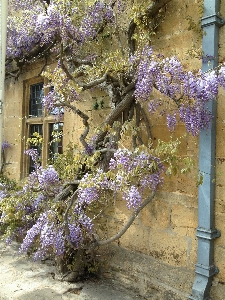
[49,123,63,162]
[30,83,44,117]
[29,124,43,173]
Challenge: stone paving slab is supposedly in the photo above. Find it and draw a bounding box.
[0,241,140,300]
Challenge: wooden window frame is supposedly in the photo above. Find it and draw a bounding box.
[21,77,64,178]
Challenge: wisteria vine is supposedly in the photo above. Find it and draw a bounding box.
[2,0,225,280]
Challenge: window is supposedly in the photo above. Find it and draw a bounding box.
[22,78,64,177]
[30,83,44,117]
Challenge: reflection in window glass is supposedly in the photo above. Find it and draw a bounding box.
[30,83,44,117]
[49,123,63,162]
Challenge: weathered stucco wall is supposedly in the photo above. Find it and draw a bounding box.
[3,0,225,299]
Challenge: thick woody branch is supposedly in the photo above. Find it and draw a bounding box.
[55,102,89,148]
[88,191,156,251]
[63,190,79,250]
[95,88,135,145]
[81,72,109,90]
[6,40,57,78]
[97,148,117,154]
[21,39,56,63]
[135,103,144,145]
[140,104,151,140]
[69,57,93,67]
[60,53,109,92]
[55,180,80,202]
[123,82,136,95]
[128,0,172,54]
[128,19,136,55]
[5,70,21,79]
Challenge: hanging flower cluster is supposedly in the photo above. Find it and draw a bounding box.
[134,46,225,135]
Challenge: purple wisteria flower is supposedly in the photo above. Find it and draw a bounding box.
[54,229,65,256]
[179,104,213,136]
[19,210,65,259]
[81,1,114,39]
[2,141,10,152]
[85,144,95,155]
[32,193,46,210]
[77,186,99,206]
[37,165,60,193]
[148,100,161,113]
[68,223,83,247]
[0,190,8,202]
[167,113,177,132]
[19,211,49,254]
[25,149,39,164]
[109,149,133,171]
[79,214,94,232]
[123,186,142,210]
[133,46,225,135]
[140,173,164,190]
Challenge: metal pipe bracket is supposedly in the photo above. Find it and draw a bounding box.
[201,14,225,27]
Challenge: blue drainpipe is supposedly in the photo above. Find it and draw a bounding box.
[189,1,225,299]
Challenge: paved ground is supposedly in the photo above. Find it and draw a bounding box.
[0,241,140,300]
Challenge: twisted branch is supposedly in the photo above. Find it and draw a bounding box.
[63,190,79,250]
[55,101,89,148]
[95,87,135,145]
[87,191,156,252]
[60,49,109,92]
[140,104,151,140]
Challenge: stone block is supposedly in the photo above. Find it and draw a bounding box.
[90,108,112,128]
[215,214,225,247]
[108,244,195,297]
[140,197,170,229]
[215,197,225,214]
[119,224,150,254]
[148,228,190,267]
[171,204,197,228]
[214,246,225,282]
